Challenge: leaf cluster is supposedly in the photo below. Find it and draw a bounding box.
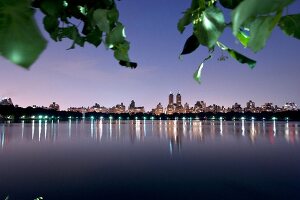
[178,0,300,83]
[0,0,136,69]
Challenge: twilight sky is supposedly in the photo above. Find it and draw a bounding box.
[0,0,300,111]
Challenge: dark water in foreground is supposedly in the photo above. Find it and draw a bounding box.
[0,119,299,200]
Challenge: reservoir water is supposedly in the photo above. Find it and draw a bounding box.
[0,119,300,200]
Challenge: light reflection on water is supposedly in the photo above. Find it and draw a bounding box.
[0,120,299,151]
[0,120,300,200]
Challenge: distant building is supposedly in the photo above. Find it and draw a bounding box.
[128,100,145,114]
[68,107,87,113]
[0,97,13,106]
[88,103,109,113]
[49,102,60,111]
[283,102,298,111]
[231,103,243,113]
[166,92,175,115]
[194,101,206,113]
[245,100,256,112]
[110,103,126,114]
[153,103,164,115]
[261,103,274,112]
[207,104,222,113]
[174,92,185,113]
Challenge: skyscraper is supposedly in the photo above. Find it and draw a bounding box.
[176,93,181,105]
[169,92,174,105]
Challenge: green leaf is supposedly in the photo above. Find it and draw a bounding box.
[278,14,300,40]
[93,9,110,33]
[113,41,130,61]
[248,12,282,52]
[231,0,294,36]
[177,9,193,33]
[0,0,47,68]
[194,63,204,84]
[57,26,85,49]
[236,30,250,47]
[43,15,59,41]
[191,0,206,10]
[219,0,243,9]
[86,28,102,47]
[105,23,126,47]
[107,8,119,24]
[216,41,256,69]
[39,0,64,17]
[193,7,225,48]
[181,34,200,55]
[227,49,256,69]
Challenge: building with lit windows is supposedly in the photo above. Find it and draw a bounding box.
[166,92,175,115]
[109,103,126,114]
[283,102,298,111]
[153,103,164,115]
[194,101,206,113]
[128,100,145,114]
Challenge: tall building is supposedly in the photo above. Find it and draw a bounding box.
[129,100,135,110]
[169,92,174,105]
[176,93,181,105]
[166,92,175,115]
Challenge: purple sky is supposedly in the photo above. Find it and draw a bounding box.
[1,1,300,111]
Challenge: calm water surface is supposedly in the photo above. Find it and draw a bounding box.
[0,119,300,200]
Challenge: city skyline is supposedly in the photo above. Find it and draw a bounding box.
[1,1,300,111]
[1,93,298,114]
